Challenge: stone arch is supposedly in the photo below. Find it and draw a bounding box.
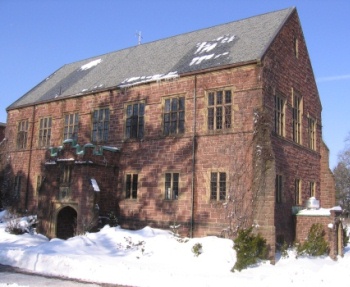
[56,206,77,239]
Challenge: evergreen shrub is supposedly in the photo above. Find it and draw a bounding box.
[232,227,268,272]
[297,223,329,257]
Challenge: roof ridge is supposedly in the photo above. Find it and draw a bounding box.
[62,7,296,67]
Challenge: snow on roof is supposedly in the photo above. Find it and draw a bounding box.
[80,59,102,71]
[119,71,179,88]
[90,178,100,192]
[297,206,342,216]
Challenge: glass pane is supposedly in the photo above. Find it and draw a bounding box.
[208,93,214,106]
[225,90,232,104]
[208,108,214,130]
[165,99,170,113]
[216,91,223,105]
[133,104,138,116]
[216,107,222,129]
[179,97,185,111]
[171,98,178,111]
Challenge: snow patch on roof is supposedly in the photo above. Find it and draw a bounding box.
[119,71,179,88]
[189,35,235,67]
[80,59,102,71]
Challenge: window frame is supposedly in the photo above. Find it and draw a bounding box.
[61,165,72,186]
[292,92,302,144]
[274,94,285,136]
[165,172,179,200]
[275,174,283,203]
[92,108,110,143]
[38,117,52,148]
[17,119,29,150]
[294,178,301,205]
[207,89,232,131]
[308,116,316,150]
[210,171,227,201]
[125,173,138,199]
[163,96,185,136]
[63,113,79,141]
[125,102,145,139]
[309,181,316,198]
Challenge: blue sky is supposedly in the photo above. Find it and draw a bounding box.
[1,0,349,169]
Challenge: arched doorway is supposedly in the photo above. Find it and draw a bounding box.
[56,206,77,239]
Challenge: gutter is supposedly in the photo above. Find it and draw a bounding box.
[25,105,36,210]
[190,75,197,238]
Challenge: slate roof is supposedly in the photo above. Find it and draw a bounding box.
[7,7,295,110]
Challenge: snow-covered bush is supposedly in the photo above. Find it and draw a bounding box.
[5,215,37,235]
[232,227,268,272]
[191,242,203,257]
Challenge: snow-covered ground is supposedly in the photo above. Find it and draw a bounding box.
[0,210,349,287]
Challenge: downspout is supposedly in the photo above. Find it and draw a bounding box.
[25,105,36,211]
[190,75,197,237]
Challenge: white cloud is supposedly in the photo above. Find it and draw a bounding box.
[316,74,350,83]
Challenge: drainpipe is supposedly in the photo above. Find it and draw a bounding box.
[25,105,36,211]
[190,75,197,237]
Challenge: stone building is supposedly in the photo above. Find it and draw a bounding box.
[2,7,338,258]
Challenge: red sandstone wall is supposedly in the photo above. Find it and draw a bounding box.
[260,10,324,244]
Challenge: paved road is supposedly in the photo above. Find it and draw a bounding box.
[0,264,126,287]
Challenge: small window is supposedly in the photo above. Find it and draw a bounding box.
[14,175,22,199]
[163,97,185,135]
[274,95,285,136]
[210,172,226,201]
[36,175,43,194]
[17,120,29,149]
[294,179,301,205]
[275,175,283,203]
[309,181,315,198]
[165,173,179,200]
[292,93,302,144]
[39,117,52,147]
[294,37,299,58]
[126,102,145,139]
[92,108,110,143]
[61,165,72,185]
[308,117,316,150]
[126,174,138,199]
[207,90,232,131]
[64,113,79,141]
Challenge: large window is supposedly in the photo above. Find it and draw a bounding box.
[17,119,28,149]
[292,94,302,144]
[210,172,226,201]
[275,175,283,203]
[126,174,138,199]
[126,102,145,139]
[274,95,285,136]
[39,117,52,147]
[92,108,109,143]
[64,113,79,141]
[208,90,232,130]
[163,97,185,135]
[165,173,179,200]
[308,117,316,150]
